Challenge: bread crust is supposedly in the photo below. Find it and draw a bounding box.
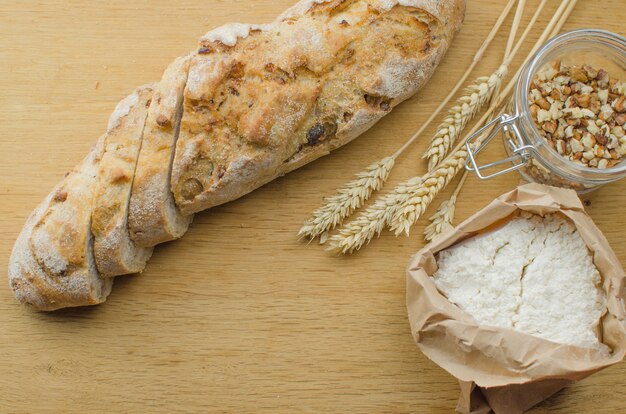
[92,85,155,277]
[9,139,114,311]
[128,56,194,247]
[172,0,466,215]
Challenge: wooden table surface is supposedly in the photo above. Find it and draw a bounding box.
[1,0,625,412]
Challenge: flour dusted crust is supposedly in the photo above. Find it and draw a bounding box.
[128,56,194,247]
[9,0,465,310]
[92,85,155,277]
[9,139,113,311]
[172,0,465,215]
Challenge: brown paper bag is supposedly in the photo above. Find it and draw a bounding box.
[406,183,626,414]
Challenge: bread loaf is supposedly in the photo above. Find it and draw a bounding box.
[9,0,465,310]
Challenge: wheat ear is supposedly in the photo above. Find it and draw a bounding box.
[326,177,423,254]
[423,65,507,171]
[299,156,395,239]
[391,148,470,236]
[424,197,456,242]
[424,171,468,242]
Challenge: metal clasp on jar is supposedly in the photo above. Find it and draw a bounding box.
[465,113,536,179]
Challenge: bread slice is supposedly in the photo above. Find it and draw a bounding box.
[9,138,113,311]
[170,0,464,215]
[92,85,155,277]
[128,55,194,247]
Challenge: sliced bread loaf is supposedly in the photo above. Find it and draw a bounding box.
[8,0,466,310]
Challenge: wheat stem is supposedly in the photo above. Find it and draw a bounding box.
[550,0,577,37]
[451,170,469,200]
[504,0,527,58]
[505,0,548,67]
[299,156,395,239]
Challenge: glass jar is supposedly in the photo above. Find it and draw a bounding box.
[465,29,626,192]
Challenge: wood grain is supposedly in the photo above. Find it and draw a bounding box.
[1,1,625,412]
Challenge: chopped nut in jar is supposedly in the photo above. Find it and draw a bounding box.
[529,62,626,169]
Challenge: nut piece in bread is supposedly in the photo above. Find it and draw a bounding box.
[92,85,155,277]
[9,139,113,311]
[128,56,194,247]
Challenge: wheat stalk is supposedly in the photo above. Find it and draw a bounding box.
[423,171,468,242]
[307,0,576,253]
[299,156,395,240]
[423,64,507,171]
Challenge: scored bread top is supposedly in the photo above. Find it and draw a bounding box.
[172,0,465,215]
[92,85,155,277]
